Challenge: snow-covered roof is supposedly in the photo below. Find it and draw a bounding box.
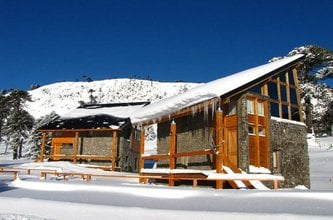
[38,102,149,130]
[62,102,149,119]
[131,54,304,124]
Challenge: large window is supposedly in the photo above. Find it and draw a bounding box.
[247,67,302,122]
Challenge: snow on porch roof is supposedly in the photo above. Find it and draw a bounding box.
[62,102,150,120]
[38,102,150,130]
[131,54,304,124]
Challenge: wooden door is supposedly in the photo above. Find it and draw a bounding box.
[224,115,238,167]
[226,127,238,166]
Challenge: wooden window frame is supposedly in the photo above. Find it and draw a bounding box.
[260,67,303,122]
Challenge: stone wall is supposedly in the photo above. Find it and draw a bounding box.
[237,95,250,171]
[79,132,113,155]
[77,131,128,168]
[157,111,214,169]
[119,138,139,172]
[270,118,310,188]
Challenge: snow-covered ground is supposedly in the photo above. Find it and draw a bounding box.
[0,137,332,219]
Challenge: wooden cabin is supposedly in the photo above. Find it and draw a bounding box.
[37,102,149,171]
[130,54,310,189]
[37,54,310,189]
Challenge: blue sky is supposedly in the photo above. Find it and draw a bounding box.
[1,0,333,90]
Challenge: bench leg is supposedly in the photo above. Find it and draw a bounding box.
[193,179,197,188]
[86,175,91,182]
[273,180,278,189]
[40,172,46,180]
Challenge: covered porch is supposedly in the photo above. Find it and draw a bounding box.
[36,128,120,171]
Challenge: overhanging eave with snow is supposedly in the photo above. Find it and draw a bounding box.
[130,54,304,125]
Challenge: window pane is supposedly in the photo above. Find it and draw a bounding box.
[281,85,287,102]
[250,85,262,94]
[248,126,255,135]
[291,107,300,121]
[282,105,289,119]
[280,73,286,82]
[247,100,254,114]
[268,81,278,100]
[290,88,298,105]
[258,127,265,136]
[257,102,264,115]
[270,102,280,117]
[288,69,295,85]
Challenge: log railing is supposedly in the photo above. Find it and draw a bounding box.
[141,149,215,162]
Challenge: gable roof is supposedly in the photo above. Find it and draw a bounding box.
[130,54,304,124]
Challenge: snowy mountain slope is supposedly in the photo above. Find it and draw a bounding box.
[25,79,199,119]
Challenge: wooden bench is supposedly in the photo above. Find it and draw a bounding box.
[0,169,19,180]
[0,167,58,175]
[40,171,143,182]
[40,171,91,181]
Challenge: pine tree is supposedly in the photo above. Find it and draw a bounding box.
[285,45,333,134]
[88,89,97,104]
[25,111,59,159]
[0,94,10,142]
[2,90,34,159]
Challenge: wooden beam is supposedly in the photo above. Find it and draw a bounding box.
[73,131,79,163]
[293,67,304,122]
[262,84,268,96]
[141,154,170,160]
[37,128,121,133]
[169,121,177,186]
[285,71,292,120]
[175,149,214,157]
[49,154,114,160]
[139,129,145,183]
[215,109,224,189]
[264,99,271,168]
[111,131,118,171]
[254,98,260,167]
[39,132,46,162]
[141,150,214,161]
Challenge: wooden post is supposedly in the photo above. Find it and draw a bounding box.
[73,131,79,163]
[139,129,145,183]
[39,132,46,162]
[254,98,260,167]
[293,67,304,122]
[273,180,278,189]
[215,109,224,189]
[169,121,177,186]
[111,131,118,171]
[285,71,292,120]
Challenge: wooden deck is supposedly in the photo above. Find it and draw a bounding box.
[1,166,284,190]
[140,168,284,189]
